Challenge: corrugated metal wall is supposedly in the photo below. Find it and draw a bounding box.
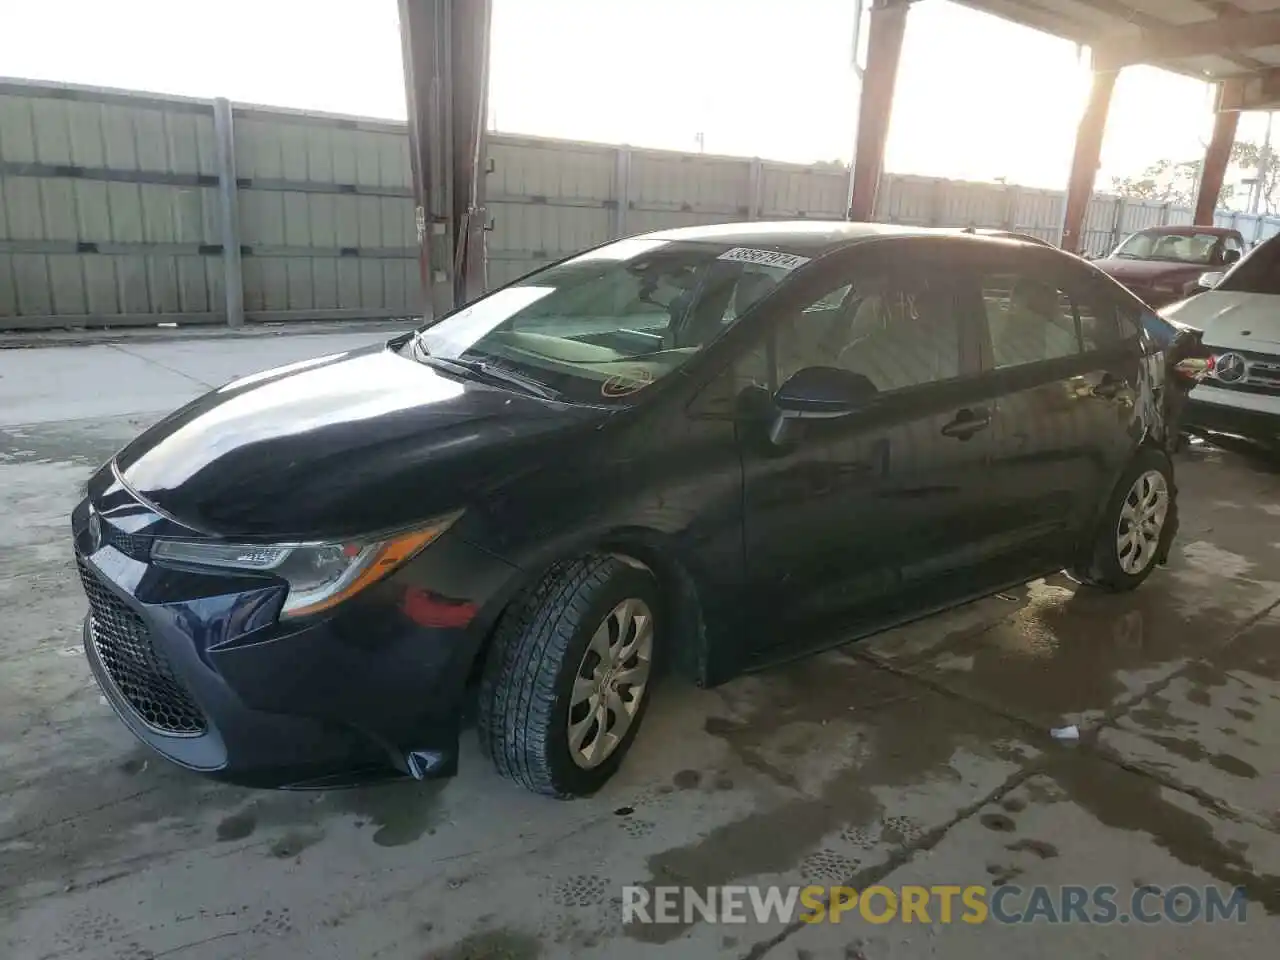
[4,78,1280,331]
[0,83,224,326]
[231,105,418,321]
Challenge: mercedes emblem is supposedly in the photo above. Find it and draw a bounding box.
[1215,352,1246,383]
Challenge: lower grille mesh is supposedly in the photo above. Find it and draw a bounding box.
[78,558,206,736]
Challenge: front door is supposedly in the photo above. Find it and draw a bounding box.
[733,244,992,652]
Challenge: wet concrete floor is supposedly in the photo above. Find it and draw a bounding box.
[1,336,1278,958]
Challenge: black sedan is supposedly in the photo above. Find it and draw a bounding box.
[72,222,1178,797]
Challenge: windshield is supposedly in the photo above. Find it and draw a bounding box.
[1112,230,1222,265]
[408,237,808,404]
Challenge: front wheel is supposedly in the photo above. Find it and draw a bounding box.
[1069,449,1176,592]
[477,556,660,798]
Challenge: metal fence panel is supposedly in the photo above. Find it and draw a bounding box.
[9,78,1280,330]
[0,82,225,328]
[759,165,846,219]
[1012,190,1063,242]
[229,105,415,321]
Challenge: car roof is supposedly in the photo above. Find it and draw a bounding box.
[1132,225,1236,237]
[641,220,1047,256]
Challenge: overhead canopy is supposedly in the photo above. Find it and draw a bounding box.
[957,0,1280,108]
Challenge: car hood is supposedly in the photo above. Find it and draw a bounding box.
[1094,258,1206,284]
[114,342,605,539]
[1161,292,1280,351]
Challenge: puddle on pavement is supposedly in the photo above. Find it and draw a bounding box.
[268,829,326,859]
[1143,733,1260,780]
[915,573,1280,727]
[2,743,452,897]
[328,780,448,846]
[208,779,448,849]
[424,926,542,960]
[627,655,1032,944]
[1039,753,1280,915]
[0,419,149,468]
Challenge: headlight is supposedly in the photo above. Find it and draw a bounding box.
[151,511,461,618]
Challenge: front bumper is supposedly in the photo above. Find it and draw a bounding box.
[1185,383,1280,442]
[74,502,521,789]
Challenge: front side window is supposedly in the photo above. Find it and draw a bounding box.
[695,269,964,417]
[410,237,805,405]
[980,274,1081,368]
[774,271,962,392]
[1112,230,1223,265]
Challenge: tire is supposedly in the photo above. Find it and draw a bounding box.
[1069,448,1176,592]
[477,555,661,798]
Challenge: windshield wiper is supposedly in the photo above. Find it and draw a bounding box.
[409,340,560,401]
[446,358,561,400]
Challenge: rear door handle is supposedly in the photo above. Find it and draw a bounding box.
[940,407,991,441]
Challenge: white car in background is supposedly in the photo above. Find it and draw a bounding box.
[1162,233,1280,445]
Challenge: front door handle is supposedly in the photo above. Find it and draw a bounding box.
[940,407,991,441]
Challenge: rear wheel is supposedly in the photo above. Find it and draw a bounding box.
[1069,449,1175,592]
[477,556,660,798]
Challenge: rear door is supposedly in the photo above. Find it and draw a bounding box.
[960,247,1142,570]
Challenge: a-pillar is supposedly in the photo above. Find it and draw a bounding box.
[1061,67,1119,255]
[1194,82,1241,225]
[848,0,912,222]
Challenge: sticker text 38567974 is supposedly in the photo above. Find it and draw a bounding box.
[716,247,812,272]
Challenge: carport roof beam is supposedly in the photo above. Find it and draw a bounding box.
[1093,9,1280,72]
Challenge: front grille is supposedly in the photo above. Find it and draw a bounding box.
[1208,348,1280,397]
[102,522,152,562]
[77,557,206,736]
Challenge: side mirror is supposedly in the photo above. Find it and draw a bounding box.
[768,366,878,446]
[1223,248,1241,266]
[775,366,878,417]
[1195,271,1225,292]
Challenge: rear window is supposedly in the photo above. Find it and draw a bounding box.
[1217,235,1280,295]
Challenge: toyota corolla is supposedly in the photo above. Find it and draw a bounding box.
[73,223,1178,797]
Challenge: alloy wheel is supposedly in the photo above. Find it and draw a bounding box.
[1116,469,1169,575]
[566,597,653,769]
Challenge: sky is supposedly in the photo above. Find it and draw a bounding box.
[0,0,1272,192]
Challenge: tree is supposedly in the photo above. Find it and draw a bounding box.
[1229,140,1280,214]
[1109,142,1263,211]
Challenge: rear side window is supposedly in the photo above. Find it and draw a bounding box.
[1077,292,1122,352]
[979,274,1080,368]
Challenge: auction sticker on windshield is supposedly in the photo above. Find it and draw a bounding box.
[601,369,654,398]
[717,248,811,271]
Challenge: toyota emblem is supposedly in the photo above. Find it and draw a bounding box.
[1215,352,1246,383]
[87,508,103,552]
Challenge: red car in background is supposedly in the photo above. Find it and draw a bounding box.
[1092,225,1246,308]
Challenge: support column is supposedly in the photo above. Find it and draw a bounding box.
[211,98,244,327]
[747,157,763,220]
[614,146,632,237]
[847,0,910,222]
[399,0,492,317]
[1195,83,1240,225]
[450,0,492,304]
[1061,67,1118,255]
